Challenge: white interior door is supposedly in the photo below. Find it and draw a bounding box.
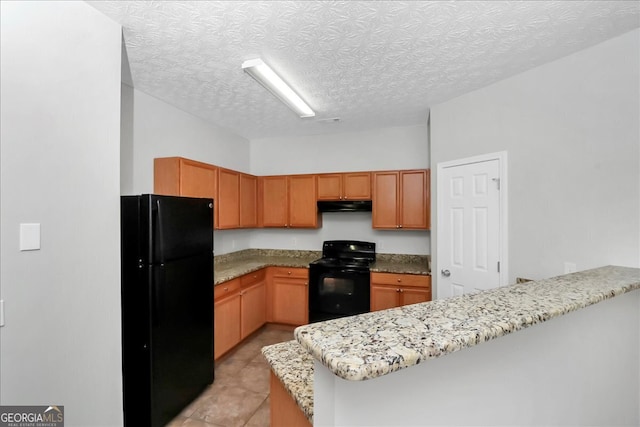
[437,153,506,298]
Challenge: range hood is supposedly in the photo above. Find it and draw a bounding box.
[317,200,372,213]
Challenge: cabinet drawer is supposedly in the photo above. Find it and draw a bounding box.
[240,269,266,288]
[214,278,241,300]
[271,267,308,279]
[371,272,431,288]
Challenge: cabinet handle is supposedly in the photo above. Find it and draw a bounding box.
[396,288,401,292]
[399,225,403,228]
[399,288,404,293]
[287,271,291,275]
[397,279,401,283]
[224,287,228,291]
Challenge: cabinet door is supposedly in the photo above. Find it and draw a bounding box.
[317,174,342,200]
[399,170,428,229]
[400,287,431,306]
[343,172,371,200]
[372,171,399,229]
[370,284,400,312]
[214,293,241,360]
[241,281,266,339]
[217,168,240,229]
[181,161,218,199]
[261,176,288,227]
[271,276,308,325]
[240,173,258,228]
[288,175,319,228]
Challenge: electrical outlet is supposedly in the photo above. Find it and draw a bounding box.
[564,262,577,274]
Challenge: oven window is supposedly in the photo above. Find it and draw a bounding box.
[320,277,354,296]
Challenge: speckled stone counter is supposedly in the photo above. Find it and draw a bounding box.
[214,249,431,284]
[295,265,640,381]
[370,253,430,275]
[214,249,320,285]
[261,340,314,423]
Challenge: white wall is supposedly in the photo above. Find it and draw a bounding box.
[120,85,253,254]
[0,1,123,425]
[250,125,431,254]
[314,290,640,426]
[430,29,640,284]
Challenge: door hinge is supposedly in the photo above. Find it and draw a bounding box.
[492,178,500,190]
[0,300,4,327]
[497,261,501,273]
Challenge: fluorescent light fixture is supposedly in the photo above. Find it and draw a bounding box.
[242,58,315,118]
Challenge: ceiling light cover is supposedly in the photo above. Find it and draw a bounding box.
[242,58,315,118]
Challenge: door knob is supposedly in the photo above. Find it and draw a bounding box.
[441,269,451,277]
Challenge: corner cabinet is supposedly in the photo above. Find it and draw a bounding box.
[372,169,430,230]
[370,272,431,312]
[260,175,320,228]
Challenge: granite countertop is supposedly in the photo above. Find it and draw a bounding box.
[261,340,314,423]
[295,265,640,381]
[214,249,320,284]
[214,249,430,284]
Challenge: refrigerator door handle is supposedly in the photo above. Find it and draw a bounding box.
[155,199,166,264]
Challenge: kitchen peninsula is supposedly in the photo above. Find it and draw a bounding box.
[264,266,640,426]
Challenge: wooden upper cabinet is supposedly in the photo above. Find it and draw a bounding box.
[240,173,258,228]
[288,175,319,228]
[260,175,320,228]
[260,176,288,227]
[372,171,399,229]
[400,169,429,229]
[317,172,371,200]
[372,169,429,230]
[154,157,217,199]
[217,168,240,229]
[317,174,342,200]
[343,172,371,200]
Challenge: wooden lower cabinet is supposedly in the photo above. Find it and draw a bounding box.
[240,273,267,339]
[268,267,308,326]
[270,372,312,427]
[370,272,431,312]
[214,278,242,360]
[214,271,267,360]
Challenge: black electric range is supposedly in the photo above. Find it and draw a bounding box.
[308,240,375,323]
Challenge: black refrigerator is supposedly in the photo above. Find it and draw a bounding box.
[120,194,214,427]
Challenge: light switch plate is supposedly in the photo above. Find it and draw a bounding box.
[20,223,41,251]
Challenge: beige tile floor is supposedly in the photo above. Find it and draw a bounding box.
[167,325,295,427]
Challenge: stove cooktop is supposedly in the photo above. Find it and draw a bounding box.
[310,257,373,269]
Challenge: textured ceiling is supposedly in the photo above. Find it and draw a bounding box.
[88,1,640,140]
